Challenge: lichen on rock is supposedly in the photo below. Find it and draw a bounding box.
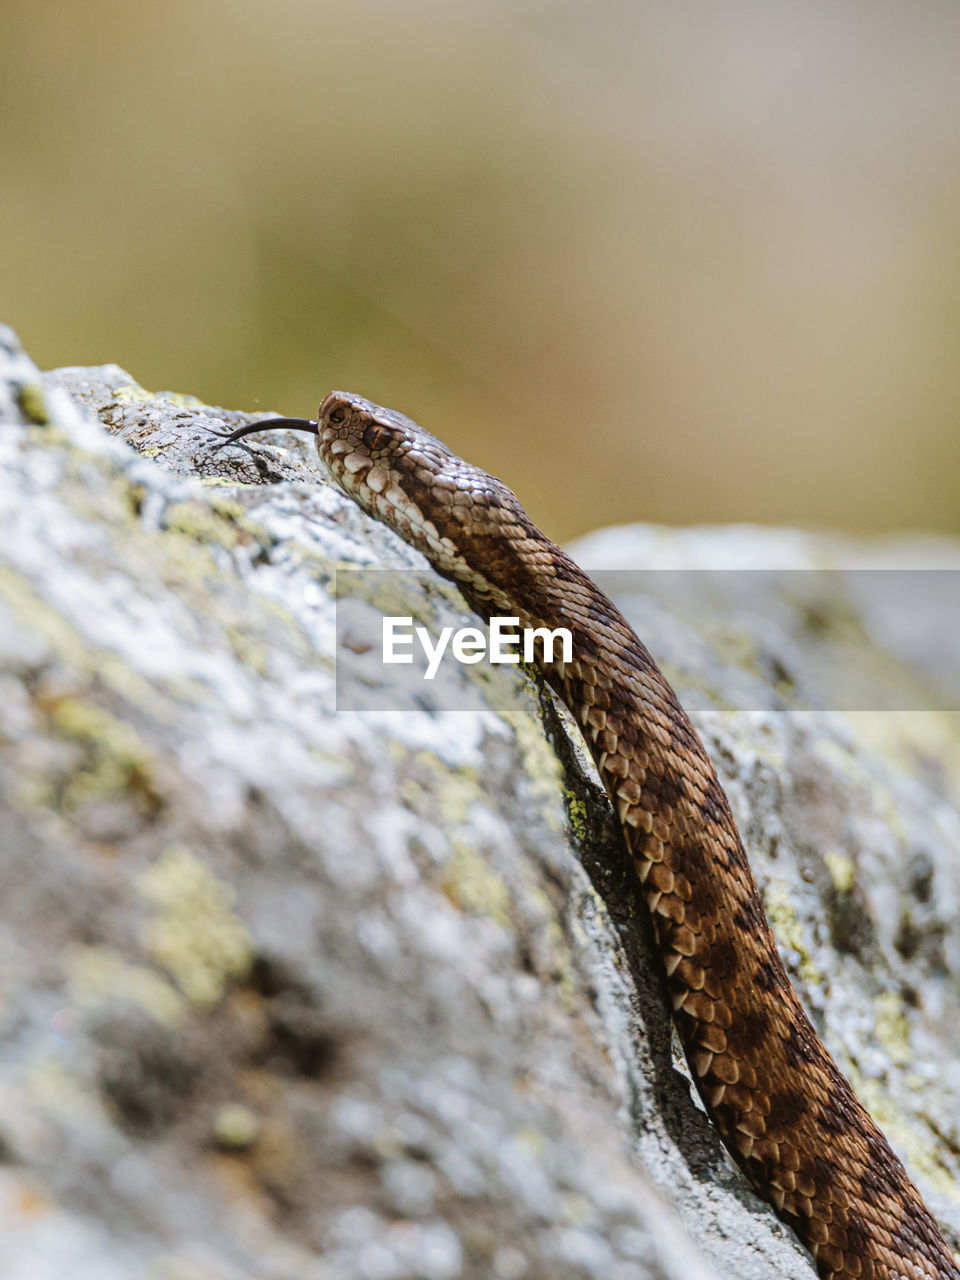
[0,322,957,1279]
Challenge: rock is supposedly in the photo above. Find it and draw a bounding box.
[0,323,957,1278]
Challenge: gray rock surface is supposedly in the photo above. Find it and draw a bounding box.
[0,323,957,1279]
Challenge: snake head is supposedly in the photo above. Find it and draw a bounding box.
[210,390,533,603]
[316,390,457,516]
[317,390,532,582]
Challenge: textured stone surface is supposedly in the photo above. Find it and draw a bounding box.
[0,323,957,1278]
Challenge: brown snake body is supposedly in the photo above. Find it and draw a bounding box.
[213,392,960,1280]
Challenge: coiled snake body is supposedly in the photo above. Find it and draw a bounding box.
[214,392,959,1280]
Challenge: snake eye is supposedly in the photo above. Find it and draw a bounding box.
[327,407,346,425]
[362,422,393,451]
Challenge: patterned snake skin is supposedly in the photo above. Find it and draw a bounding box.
[212,392,960,1280]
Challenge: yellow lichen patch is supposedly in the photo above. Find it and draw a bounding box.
[762,876,823,989]
[69,945,185,1025]
[206,494,272,546]
[440,839,512,929]
[223,625,271,678]
[872,990,912,1068]
[499,704,565,820]
[109,380,155,406]
[398,776,429,811]
[156,392,206,410]
[221,592,312,678]
[48,696,159,811]
[560,1192,594,1225]
[408,750,482,825]
[306,744,354,780]
[823,850,855,894]
[563,789,589,843]
[153,523,220,583]
[162,500,243,551]
[14,382,50,425]
[514,1124,546,1156]
[137,847,253,1008]
[212,1103,259,1150]
[332,567,440,630]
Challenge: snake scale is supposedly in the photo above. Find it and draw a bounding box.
[212,391,960,1280]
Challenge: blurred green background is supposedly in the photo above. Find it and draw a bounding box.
[3,0,960,542]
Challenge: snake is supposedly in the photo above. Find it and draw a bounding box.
[211,391,960,1280]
